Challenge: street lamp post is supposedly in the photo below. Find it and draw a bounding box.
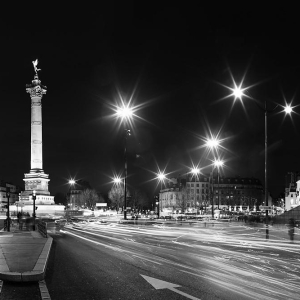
[213,159,224,210]
[19,193,23,215]
[191,168,200,213]
[157,172,166,218]
[6,187,10,232]
[116,104,134,220]
[231,85,293,238]
[69,180,76,210]
[205,138,221,219]
[32,190,36,231]
[211,168,214,219]
[124,129,131,220]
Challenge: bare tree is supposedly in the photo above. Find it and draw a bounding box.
[108,185,130,212]
[80,189,99,210]
[177,186,188,213]
[130,189,149,212]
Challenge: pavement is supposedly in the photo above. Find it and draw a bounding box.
[0,221,52,282]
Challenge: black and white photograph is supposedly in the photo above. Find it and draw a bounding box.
[0,3,299,299]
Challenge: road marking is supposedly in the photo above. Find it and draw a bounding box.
[0,280,3,293]
[141,274,201,300]
[39,280,51,300]
[62,230,126,253]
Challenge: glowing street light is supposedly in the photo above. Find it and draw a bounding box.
[113,177,122,184]
[116,105,134,121]
[213,159,224,168]
[231,83,293,237]
[284,104,293,114]
[205,138,220,149]
[191,167,200,175]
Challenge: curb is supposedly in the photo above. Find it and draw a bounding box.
[0,237,53,282]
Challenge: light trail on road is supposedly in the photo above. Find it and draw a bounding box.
[60,222,300,300]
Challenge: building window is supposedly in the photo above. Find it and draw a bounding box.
[196,189,199,194]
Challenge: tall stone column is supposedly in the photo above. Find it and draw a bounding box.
[22,71,51,197]
[28,74,46,171]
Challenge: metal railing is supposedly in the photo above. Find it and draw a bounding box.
[37,220,48,238]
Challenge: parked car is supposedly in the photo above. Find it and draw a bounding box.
[54,219,67,226]
[149,214,158,220]
[186,216,197,220]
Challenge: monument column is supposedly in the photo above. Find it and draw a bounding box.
[22,60,52,198]
[28,74,46,171]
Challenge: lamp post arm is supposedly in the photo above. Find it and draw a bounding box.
[254,99,279,114]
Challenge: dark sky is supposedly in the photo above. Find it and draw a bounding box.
[1,4,300,198]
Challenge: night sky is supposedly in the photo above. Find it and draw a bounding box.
[1,5,300,199]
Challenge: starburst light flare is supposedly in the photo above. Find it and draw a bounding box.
[213,159,224,168]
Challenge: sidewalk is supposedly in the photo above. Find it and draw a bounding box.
[0,222,52,282]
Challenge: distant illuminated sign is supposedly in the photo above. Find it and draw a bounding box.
[96,203,107,207]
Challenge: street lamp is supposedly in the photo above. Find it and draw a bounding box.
[69,179,76,210]
[205,138,221,218]
[32,190,36,231]
[116,104,134,220]
[113,176,122,213]
[231,84,293,238]
[213,159,224,209]
[6,187,10,232]
[157,172,166,218]
[113,177,122,184]
[191,167,200,211]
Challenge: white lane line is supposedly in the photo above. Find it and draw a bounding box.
[39,280,51,300]
[0,280,3,293]
[62,230,126,253]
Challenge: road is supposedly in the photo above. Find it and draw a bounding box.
[1,219,300,299]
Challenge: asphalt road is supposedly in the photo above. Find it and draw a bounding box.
[1,220,300,299]
[44,220,300,300]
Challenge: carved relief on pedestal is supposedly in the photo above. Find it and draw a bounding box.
[32,140,42,144]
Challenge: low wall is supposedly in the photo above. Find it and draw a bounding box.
[8,205,65,217]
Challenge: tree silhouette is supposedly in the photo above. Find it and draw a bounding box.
[79,189,99,210]
[108,185,130,212]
